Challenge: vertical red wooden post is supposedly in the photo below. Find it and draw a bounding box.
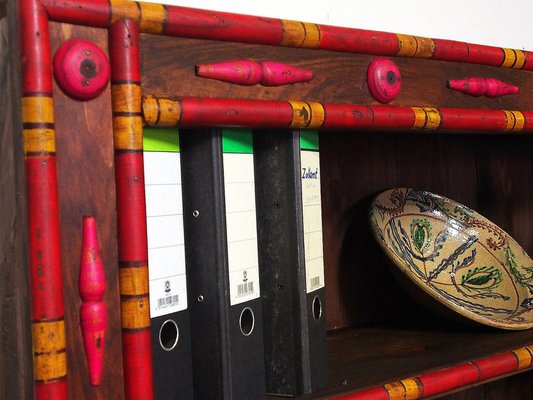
[19,0,67,398]
[109,18,154,400]
[79,216,107,386]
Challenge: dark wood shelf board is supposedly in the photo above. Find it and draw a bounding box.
[290,324,533,399]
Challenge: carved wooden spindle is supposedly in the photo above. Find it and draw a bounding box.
[447,77,518,98]
[79,216,107,386]
[195,59,313,86]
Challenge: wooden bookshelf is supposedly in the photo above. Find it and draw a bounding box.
[2,1,533,398]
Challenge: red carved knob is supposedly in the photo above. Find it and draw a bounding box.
[367,58,402,104]
[53,38,110,101]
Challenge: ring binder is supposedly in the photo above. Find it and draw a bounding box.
[144,128,194,400]
[254,130,328,396]
[180,128,265,400]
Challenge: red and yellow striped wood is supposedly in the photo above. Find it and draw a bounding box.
[333,345,533,400]
[41,0,533,70]
[109,19,154,400]
[20,0,67,398]
[142,95,533,134]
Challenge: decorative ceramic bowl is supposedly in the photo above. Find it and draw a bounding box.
[369,188,533,330]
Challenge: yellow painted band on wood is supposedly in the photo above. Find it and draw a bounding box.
[32,320,67,382]
[157,98,181,126]
[401,378,423,400]
[280,20,306,47]
[412,107,441,130]
[414,36,436,58]
[110,0,141,24]
[501,48,515,68]
[503,110,515,131]
[112,84,141,114]
[289,101,324,129]
[24,128,56,153]
[503,110,524,132]
[513,347,533,370]
[34,351,67,382]
[396,34,435,58]
[514,50,526,69]
[32,320,66,354]
[22,96,54,123]
[142,96,181,126]
[412,107,427,129]
[501,48,526,69]
[384,381,406,400]
[142,95,160,126]
[119,265,149,296]
[289,101,311,128]
[121,296,151,330]
[280,20,320,48]
[308,102,326,128]
[396,34,418,57]
[113,116,144,150]
[423,107,441,129]
[301,23,321,48]
[139,2,166,34]
[512,111,525,131]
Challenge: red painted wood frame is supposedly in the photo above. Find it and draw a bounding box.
[17,0,533,399]
[142,96,533,133]
[109,19,154,400]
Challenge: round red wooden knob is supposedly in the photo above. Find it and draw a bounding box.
[53,38,110,101]
[367,58,402,104]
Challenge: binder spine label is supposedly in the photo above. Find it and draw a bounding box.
[300,132,325,294]
[223,130,261,306]
[144,128,188,318]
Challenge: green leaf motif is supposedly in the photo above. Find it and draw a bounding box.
[410,219,432,253]
[506,246,533,286]
[460,266,502,292]
[467,274,494,286]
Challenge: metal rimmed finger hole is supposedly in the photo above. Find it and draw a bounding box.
[159,319,179,351]
[239,307,255,336]
[312,295,323,321]
[192,210,200,218]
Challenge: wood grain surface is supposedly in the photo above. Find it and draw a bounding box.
[0,3,33,399]
[299,326,533,399]
[49,22,124,400]
[4,16,533,400]
[140,34,533,111]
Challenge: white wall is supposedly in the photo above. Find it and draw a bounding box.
[148,0,533,51]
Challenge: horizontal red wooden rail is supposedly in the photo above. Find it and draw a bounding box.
[332,344,533,399]
[142,95,533,133]
[41,0,533,70]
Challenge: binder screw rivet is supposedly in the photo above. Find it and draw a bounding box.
[197,295,204,302]
[192,210,200,218]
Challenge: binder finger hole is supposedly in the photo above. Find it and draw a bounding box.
[159,319,180,351]
[312,295,323,321]
[239,307,255,336]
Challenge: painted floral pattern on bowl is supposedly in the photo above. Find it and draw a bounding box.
[369,188,533,330]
